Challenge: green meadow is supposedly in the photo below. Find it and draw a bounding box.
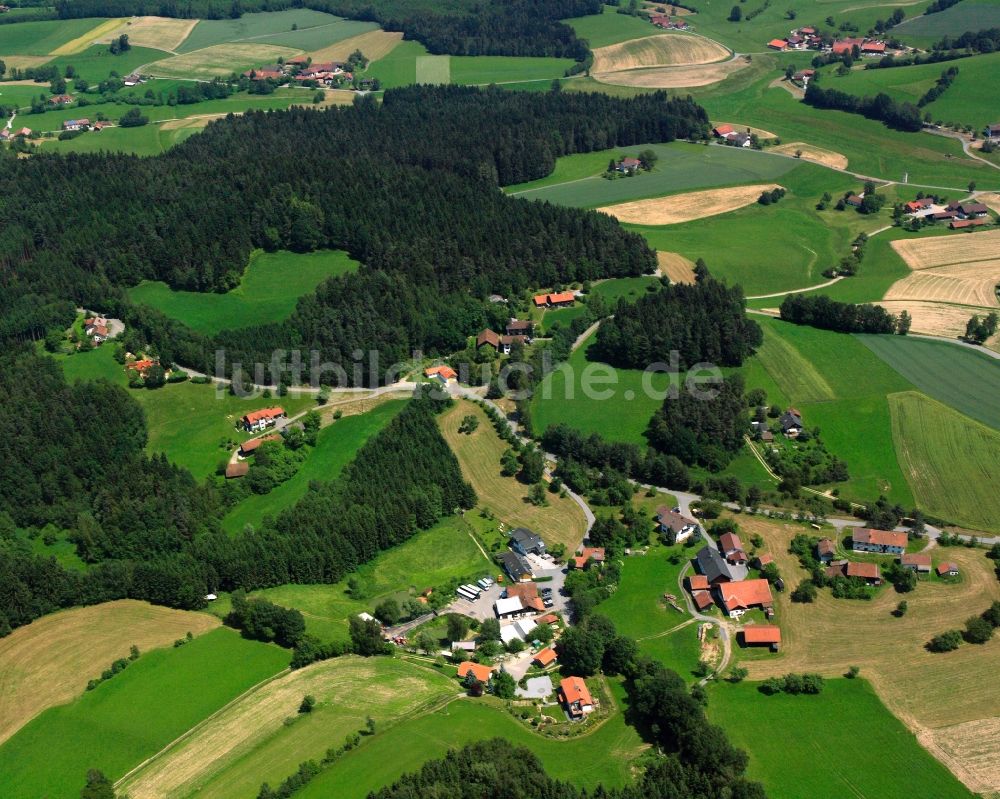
[129,248,358,334]
[297,682,644,797]
[176,9,349,52]
[48,44,169,84]
[367,39,428,88]
[858,334,1000,432]
[0,17,106,55]
[222,400,407,535]
[0,628,288,799]
[241,514,492,643]
[708,679,974,799]
[507,141,801,207]
[895,0,1000,46]
[539,275,660,332]
[565,4,659,48]
[41,119,201,156]
[450,55,574,85]
[695,70,994,189]
[889,391,1000,532]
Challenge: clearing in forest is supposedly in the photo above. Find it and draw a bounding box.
[740,515,1000,796]
[438,400,587,551]
[308,29,403,64]
[0,600,218,746]
[145,43,302,79]
[890,229,1000,270]
[48,17,126,56]
[98,17,199,52]
[656,251,696,283]
[118,657,454,799]
[591,33,728,72]
[772,142,848,170]
[597,183,782,226]
[889,391,1000,533]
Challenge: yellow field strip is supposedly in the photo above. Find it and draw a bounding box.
[49,18,128,56]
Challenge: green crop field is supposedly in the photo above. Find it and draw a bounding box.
[889,391,1000,532]
[755,323,836,402]
[895,0,1000,46]
[146,42,302,79]
[597,546,702,678]
[0,628,288,799]
[566,4,660,48]
[130,248,359,334]
[41,120,197,156]
[747,318,916,506]
[367,39,427,88]
[695,69,995,189]
[177,9,347,52]
[244,514,492,642]
[47,44,169,84]
[297,682,644,798]
[507,141,801,207]
[450,55,574,85]
[817,52,1000,131]
[709,678,973,799]
[858,335,1000,431]
[222,400,407,535]
[0,17,107,56]
[247,18,379,50]
[415,54,451,84]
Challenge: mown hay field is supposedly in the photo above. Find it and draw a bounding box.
[0,601,218,746]
[597,183,782,226]
[439,400,586,551]
[891,229,1000,270]
[594,58,746,88]
[99,16,199,52]
[49,17,127,55]
[656,250,695,283]
[146,42,302,79]
[889,391,1000,532]
[119,657,455,799]
[591,33,729,73]
[878,300,1000,349]
[308,29,402,64]
[754,322,835,403]
[0,628,288,799]
[772,141,848,170]
[884,259,1000,307]
[415,54,451,84]
[740,515,1000,796]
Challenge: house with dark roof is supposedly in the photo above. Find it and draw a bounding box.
[500,551,533,582]
[817,538,836,563]
[695,545,748,584]
[510,527,546,556]
[779,408,803,437]
[954,202,989,219]
[852,528,907,554]
[985,123,1000,139]
[476,329,501,350]
[845,194,864,208]
[506,319,534,337]
[656,506,699,541]
[826,560,881,584]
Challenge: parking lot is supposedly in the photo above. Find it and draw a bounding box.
[444,562,571,622]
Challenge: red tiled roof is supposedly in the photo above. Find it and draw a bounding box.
[240,434,282,454]
[719,532,743,553]
[936,562,959,576]
[693,590,714,610]
[951,218,988,229]
[538,613,559,625]
[559,676,593,707]
[477,329,501,348]
[717,579,773,612]
[424,365,457,380]
[713,124,734,136]
[818,538,836,556]
[901,553,931,568]
[756,554,774,566]
[688,574,710,591]
[741,625,781,645]
[225,461,249,478]
[457,661,495,682]
[243,407,285,424]
[862,41,886,52]
[126,358,156,371]
[846,561,880,580]
[854,528,907,549]
[768,39,788,49]
[533,647,557,666]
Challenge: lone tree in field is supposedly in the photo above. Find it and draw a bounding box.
[80,770,116,799]
[729,5,742,21]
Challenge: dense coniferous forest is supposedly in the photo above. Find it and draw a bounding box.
[780,294,898,334]
[55,0,600,59]
[593,278,762,370]
[0,351,473,635]
[0,86,708,386]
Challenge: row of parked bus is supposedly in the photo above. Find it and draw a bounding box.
[456,577,494,602]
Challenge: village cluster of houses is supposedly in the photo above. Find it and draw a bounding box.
[62,118,110,133]
[243,57,376,90]
[767,27,891,57]
[0,127,32,142]
[816,528,959,585]
[711,124,752,148]
[903,197,992,229]
[647,13,689,31]
[477,319,534,355]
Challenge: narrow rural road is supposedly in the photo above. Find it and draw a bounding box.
[571,320,601,352]
[746,276,844,301]
[924,127,1000,172]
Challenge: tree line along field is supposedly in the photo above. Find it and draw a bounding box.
[817,52,1000,131]
[736,515,1000,796]
[0,601,219,747]
[129,249,359,335]
[222,400,407,536]
[0,627,289,798]
[889,391,1000,532]
[708,679,975,799]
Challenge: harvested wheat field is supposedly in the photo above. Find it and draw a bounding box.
[598,183,781,226]
[878,300,998,340]
[975,192,1000,216]
[928,717,1000,797]
[594,58,748,88]
[119,657,453,799]
[657,250,696,283]
[0,600,218,746]
[885,261,1000,307]
[772,142,849,170]
[740,516,1000,795]
[308,29,403,64]
[891,228,1000,270]
[99,17,198,52]
[0,55,52,69]
[146,43,302,79]
[591,33,728,73]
